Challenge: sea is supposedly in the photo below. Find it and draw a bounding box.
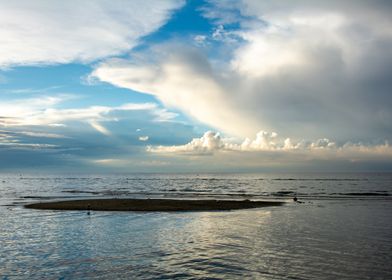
[1,172,391,280]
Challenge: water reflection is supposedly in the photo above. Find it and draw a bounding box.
[1,173,392,279]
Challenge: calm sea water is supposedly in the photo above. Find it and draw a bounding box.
[1,173,391,279]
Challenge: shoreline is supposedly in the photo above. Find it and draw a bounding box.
[25,198,284,211]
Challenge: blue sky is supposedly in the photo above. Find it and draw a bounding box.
[1,0,392,172]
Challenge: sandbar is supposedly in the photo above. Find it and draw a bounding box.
[25,198,284,211]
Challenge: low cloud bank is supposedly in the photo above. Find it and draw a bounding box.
[148,131,392,161]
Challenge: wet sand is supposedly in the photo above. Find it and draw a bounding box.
[25,198,284,211]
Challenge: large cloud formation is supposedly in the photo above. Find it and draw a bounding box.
[0,0,184,67]
[93,0,392,144]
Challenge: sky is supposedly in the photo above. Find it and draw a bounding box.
[1,0,392,172]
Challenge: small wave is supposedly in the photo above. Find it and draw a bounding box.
[62,190,100,195]
[124,178,240,181]
[20,195,89,199]
[19,177,102,180]
[182,188,212,192]
[271,178,369,181]
[332,192,389,196]
[272,191,296,196]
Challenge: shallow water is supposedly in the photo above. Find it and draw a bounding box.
[1,173,392,279]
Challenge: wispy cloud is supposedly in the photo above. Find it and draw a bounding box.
[0,130,60,150]
[0,95,173,133]
[14,131,68,139]
[89,121,111,136]
[0,0,184,67]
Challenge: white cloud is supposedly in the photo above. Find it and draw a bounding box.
[139,136,149,141]
[92,52,260,137]
[0,95,67,118]
[148,130,392,163]
[93,1,392,144]
[0,130,60,149]
[0,0,184,67]
[0,142,58,149]
[146,130,316,154]
[93,158,126,165]
[48,123,67,128]
[89,120,111,136]
[0,95,177,136]
[17,131,67,139]
[194,35,207,45]
[211,25,240,43]
[148,131,223,154]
